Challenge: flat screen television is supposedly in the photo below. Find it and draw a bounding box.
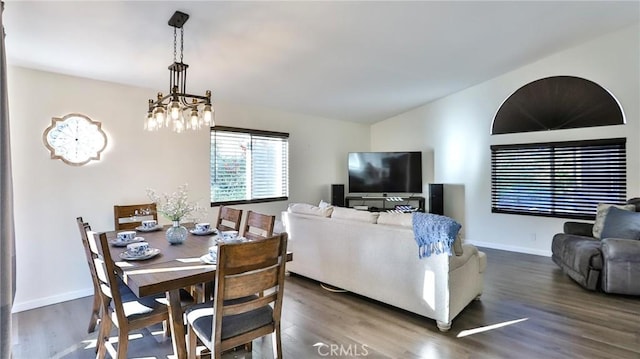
[348,151,422,193]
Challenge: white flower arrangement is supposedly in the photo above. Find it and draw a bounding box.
[146,184,204,222]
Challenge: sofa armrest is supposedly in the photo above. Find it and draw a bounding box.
[563,221,594,237]
[601,238,640,262]
[600,238,640,295]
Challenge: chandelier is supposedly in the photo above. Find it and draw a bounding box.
[145,11,214,133]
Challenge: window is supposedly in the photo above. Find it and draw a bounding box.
[492,76,624,134]
[211,126,289,205]
[491,138,626,220]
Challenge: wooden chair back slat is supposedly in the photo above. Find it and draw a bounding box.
[224,265,279,300]
[222,293,277,316]
[222,237,280,271]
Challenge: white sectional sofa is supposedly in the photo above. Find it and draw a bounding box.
[283,204,486,331]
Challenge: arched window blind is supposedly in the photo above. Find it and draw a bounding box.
[492,76,624,135]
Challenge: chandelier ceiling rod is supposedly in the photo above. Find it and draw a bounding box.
[144,10,214,133]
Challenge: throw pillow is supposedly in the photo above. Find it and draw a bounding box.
[288,203,333,217]
[592,203,636,239]
[318,200,331,208]
[600,206,640,240]
[331,207,380,223]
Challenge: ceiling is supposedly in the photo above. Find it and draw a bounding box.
[3,1,639,124]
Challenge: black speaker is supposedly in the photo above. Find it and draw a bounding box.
[429,183,444,215]
[331,184,345,207]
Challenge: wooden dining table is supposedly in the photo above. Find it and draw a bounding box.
[105,225,292,359]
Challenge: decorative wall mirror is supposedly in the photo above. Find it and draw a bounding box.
[43,113,107,166]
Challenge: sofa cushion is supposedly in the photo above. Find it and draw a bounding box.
[600,206,640,240]
[331,207,379,223]
[377,212,412,227]
[592,203,635,239]
[288,203,333,217]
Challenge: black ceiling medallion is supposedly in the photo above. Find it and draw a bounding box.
[491,76,624,135]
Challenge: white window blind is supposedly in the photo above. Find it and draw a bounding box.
[211,127,289,205]
[491,138,626,219]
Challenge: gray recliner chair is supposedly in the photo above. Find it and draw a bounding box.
[551,199,640,295]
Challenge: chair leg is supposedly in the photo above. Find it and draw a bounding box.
[162,320,170,341]
[203,282,213,302]
[116,329,129,359]
[187,324,198,359]
[96,316,111,359]
[272,324,282,359]
[88,294,101,333]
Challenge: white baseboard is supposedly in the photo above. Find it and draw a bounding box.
[466,240,552,257]
[11,287,93,313]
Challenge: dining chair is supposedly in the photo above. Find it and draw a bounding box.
[113,202,157,230]
[192,206,244,302]
[242,210,276,241]
[89,230,190,359]
[185,233,288,359]
[76,217,102,334]
[191,206,243,303]
[215,206,243,232]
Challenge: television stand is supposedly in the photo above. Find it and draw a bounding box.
[345,196,425,213]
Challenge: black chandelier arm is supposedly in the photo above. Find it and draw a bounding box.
[148,92,211,109]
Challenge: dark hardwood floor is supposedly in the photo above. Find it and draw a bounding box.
[12,248,640,359]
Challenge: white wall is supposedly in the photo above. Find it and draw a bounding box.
[8,66,369,312]
[371,24,640,256]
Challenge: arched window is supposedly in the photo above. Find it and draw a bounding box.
[492,76,624,134]
[490,76,626,219]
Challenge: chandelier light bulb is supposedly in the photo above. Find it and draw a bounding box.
[174,116,185,133]
[145,112,153,130]
[168,100,181,121]
[189,108,199,130]
[203,104,213,125]
[153,106,166,125]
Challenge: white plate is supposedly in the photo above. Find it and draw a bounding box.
[189,228,217,236]
[110,236,145,247]
[199,254,217,265]
[135,225,163,232]
[119,248,161,261]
